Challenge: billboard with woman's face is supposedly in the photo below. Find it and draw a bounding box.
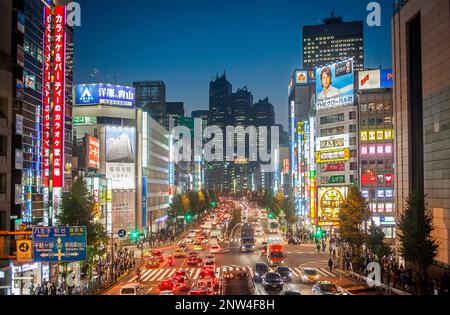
[316,59,354,111]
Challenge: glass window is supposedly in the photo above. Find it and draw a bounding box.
[376,103,384,112]
[386,160,393,169]
[384,117,392,124]
[384,102,392,112]
[385,145,392,154]
[385,190,393,198]
[361,104,368,112]
[350,137,357,145]
[350,162,358,171]
[361,190,369,198]
[368,103,376,112]
[378,203,385,213]
[377,146,384,154]
[349,111,357,120]
[349,125,357,133]
[350,150,357,158]
[386,203,394,212]
[368,118,376,126]
[377,131,384,140]
[383,228,393,238]
[376,118,384,126]
[361,146,368,155]
[369,146,376,155]
[362,160,368,166]
[377,190,385,198]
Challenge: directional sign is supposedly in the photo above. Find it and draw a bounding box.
[32,226,87,263]
[118,229,127,238]
[16,240,32,262]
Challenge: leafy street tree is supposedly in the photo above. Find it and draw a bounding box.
[397,193,438,294]
[366,221,391,261]
[338,186,371,267]
[56,176,108,283]
[282,193,297,231]
[181,193,191,213]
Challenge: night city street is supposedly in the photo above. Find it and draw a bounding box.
[1,0,450,311]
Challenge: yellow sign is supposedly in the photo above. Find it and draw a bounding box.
[361,131,368,141]
[297,122,304,135]
[16,240,32,262]
[317,187,348,226]
[316,148,350,163]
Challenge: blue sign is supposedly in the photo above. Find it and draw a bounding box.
[32,226,87,262]
[380,69,393,89]
[118,229,127,238]
[75,84,135,107]
[142,176,148,227]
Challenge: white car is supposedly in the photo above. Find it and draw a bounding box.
[210,244,221,254]
[120,283,143,295]
[300,267,319,284]
[202,260,216,271]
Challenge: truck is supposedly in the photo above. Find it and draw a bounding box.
[267,218,279,234]
[240,223,255,252]
[267,244,284,267]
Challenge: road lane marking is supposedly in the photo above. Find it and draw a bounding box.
[292,268,301,277]
[149,269,166,282]
[142,269,159,282]
[193,268,202,279]
[189,269,196,277]
[156,269,173,281]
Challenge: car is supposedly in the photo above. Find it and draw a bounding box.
[210,244,221,254]
[157,279,178,294]
[187,255,202,266]
[204,255,215,261]
[199,269,217,285]
[202,260,216,271]
[262,272,284,290]
[193,242,203,251]
[288,237,301,245]
[145,256,160,269]
[174,248,187,258]
[151,250,165,262]
[120,283,143,295]
[254,262,269,283]
[171,275,190,291]
[189,286,210,295]
[312,281,339,295]
[188,230,196,238]
[188,251,198,257]
[300,267,319,284]
[196,279,215,295]
[276,266,293,282]
[261,242,268,254]
[173,269,190,280]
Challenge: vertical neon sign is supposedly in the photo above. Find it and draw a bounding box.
[52,5,66,221]
[43,6,52,187]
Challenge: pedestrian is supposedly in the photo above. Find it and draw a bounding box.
[28,282,34,295]
[316,244,321,253]
[328,258,334,272]
[34,283,41,295]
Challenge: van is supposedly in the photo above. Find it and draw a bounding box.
[120,283,143,295]
[254,263,269,283]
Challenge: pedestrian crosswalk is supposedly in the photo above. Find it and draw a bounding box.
[230,237,284,244]
[128,266,254,283]
[289,267,337,279]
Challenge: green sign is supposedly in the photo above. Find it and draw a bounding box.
[73,117,97,125]
[329,175,345,184]
[309,170,316,179]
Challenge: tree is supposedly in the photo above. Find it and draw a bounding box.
[56,177,108,283]
[181,193,190,213]
[188,191,201,215]
[397,193,438,294]
[273,191,284,218]
[366,221,391,261]
[338,186,371,266]
[198,191,206,211]
[283,193,297,230]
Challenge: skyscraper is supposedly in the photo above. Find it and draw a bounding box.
[393,0,450,266]
[303,14,364,72]
[133,81,167,126]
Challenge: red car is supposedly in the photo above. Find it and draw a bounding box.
[157,279,178,294]
[171,275,190,291]
[187,255,202,266]
[189,286,210,295]
[151,250,165,262]
[199,269,218,288]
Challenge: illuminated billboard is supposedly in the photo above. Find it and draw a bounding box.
[87,135,100,169]
[359,69,393,90]
[75,84,135,107]
[316,149,350,163]
[106,127,136,189]
[316,135,349,152]
[106,127,136,163]
[318,187,348,226]
[295,71,308,85]
[316,59,354,111]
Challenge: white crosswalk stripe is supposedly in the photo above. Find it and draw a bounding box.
[292,267,301,277]
[142,269,159,282]
[316,268,336,278]
[149,269,166,282]
[156,269,173,281]
[193,268,202,280]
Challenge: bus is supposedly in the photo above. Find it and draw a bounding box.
[240,223,255,252]
[267,219,279,234]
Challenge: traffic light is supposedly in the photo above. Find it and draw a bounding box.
[130,230,139,240]
[315,227,324,239]
[211,201,217,208]
[268,212,275,219]
[185,213,193,222]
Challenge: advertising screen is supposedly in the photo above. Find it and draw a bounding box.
[359,69,393,90]
[87,135,100,169]
[318,187,348,226]
[316,148,349,163]
[316,59,354,111]
[105,127,136,163]
[75,84,135,107]
[316,135,349,152]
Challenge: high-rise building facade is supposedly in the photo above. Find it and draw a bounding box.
[133,81,166,126]
[357,69,395,240]
[303,15,364,72]
[393,0,450,266]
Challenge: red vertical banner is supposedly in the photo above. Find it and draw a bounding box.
[43,6,52,187]
[52,6,66,189]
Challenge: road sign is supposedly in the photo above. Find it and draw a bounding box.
[32,226,87,263]
[118,229,127,238]
[16,240,32,262]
